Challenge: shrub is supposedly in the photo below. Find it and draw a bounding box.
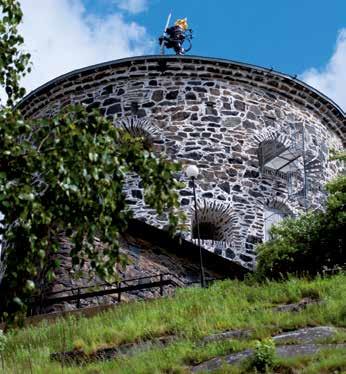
[256,175,345,279]
[248,338,276,373]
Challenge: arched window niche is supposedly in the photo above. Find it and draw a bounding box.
[115,116,162,151]
[263,200,293,241]
[258,134,302,180]
[191,200,233,247]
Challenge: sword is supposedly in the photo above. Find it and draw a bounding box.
[160,12,172,55]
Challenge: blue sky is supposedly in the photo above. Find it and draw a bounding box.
[15,0,346,110]
[85,0,346,76]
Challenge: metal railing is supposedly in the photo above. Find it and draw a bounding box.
[28,273,223,316]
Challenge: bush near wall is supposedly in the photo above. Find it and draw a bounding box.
[256,174,346,278]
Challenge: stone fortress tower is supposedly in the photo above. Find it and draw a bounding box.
[19,55,345,272]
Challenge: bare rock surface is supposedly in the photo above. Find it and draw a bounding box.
[51,335,176,365]
[191,326,346,372]
[273,326,339,345]
[274,297,321,313]
[191,344,346,372]
[51,326,345,367]
[201,329,252,344]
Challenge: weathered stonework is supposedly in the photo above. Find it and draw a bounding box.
[19,55,345,271]
[38,221,241,313]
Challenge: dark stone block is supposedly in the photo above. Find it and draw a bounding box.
[226,249,235,259]
[87,102,100,111]
[243,120,256,129]
[202,192,213,198]
[214,248,222,256]
[191,113,198,120]
[180,190,193,196]
[193,87,207,93]
[185,151,202,160]
[166,91,179,100]
[233,195,248,204]
[117,88,125,95]
[82,98,94,105]
[186,91,197,100]
[152,90,163,102]
[201,116,220,123]
[125,199,137,205]
[247,235,262,244]
[202,132,211,138]
[143,102,155,108]
[172,111,190,121]
[102,85,113,95]
[137,109,146,118]
[244,170,259,178]
[181,198,190,205]
[160,101,176,106]
[228,158,243,165]
[234,100,246,111]
[106,104,121,115]
[249,190,262,198]
[149,80,158,86]
[131,190,143,199]
[177,132,188,138]
[219,182,230,194]
[210,88,220,96]
[246,112,257,120]
[240,254,253,262]
[227,168,238,177]
[103,98,120,106]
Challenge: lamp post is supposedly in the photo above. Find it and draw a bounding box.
[185,165,206,288]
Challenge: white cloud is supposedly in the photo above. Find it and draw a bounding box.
[300,29,346,112]
[16,0,153,96]
[114,0,148,14]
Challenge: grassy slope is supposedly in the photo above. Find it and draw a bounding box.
[2,274,346,373]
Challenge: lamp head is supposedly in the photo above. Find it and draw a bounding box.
[185,164,199,179]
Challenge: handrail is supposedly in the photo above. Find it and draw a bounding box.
[28,273,224,316]
[43,273,175,297]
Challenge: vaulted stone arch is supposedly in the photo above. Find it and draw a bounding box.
[115,116,162,149]
[191,199,233,244]
[253,128,291,149]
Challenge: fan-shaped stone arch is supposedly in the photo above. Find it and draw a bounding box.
[253,129,291,149]
[264,197,294,216]
[115,116,162,149]
[191,199,233,245]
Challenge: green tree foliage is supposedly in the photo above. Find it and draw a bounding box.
[0,0,184,324]
[256,173,346,278]
[0,0,31,107]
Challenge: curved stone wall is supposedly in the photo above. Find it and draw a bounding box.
[19,56,345,270]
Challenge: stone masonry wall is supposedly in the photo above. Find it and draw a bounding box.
[19,56,345,271]
[41,232,223,313]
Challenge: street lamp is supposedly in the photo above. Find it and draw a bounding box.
[185,165,206,288]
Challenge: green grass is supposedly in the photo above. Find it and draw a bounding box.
[2,273,346,373]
